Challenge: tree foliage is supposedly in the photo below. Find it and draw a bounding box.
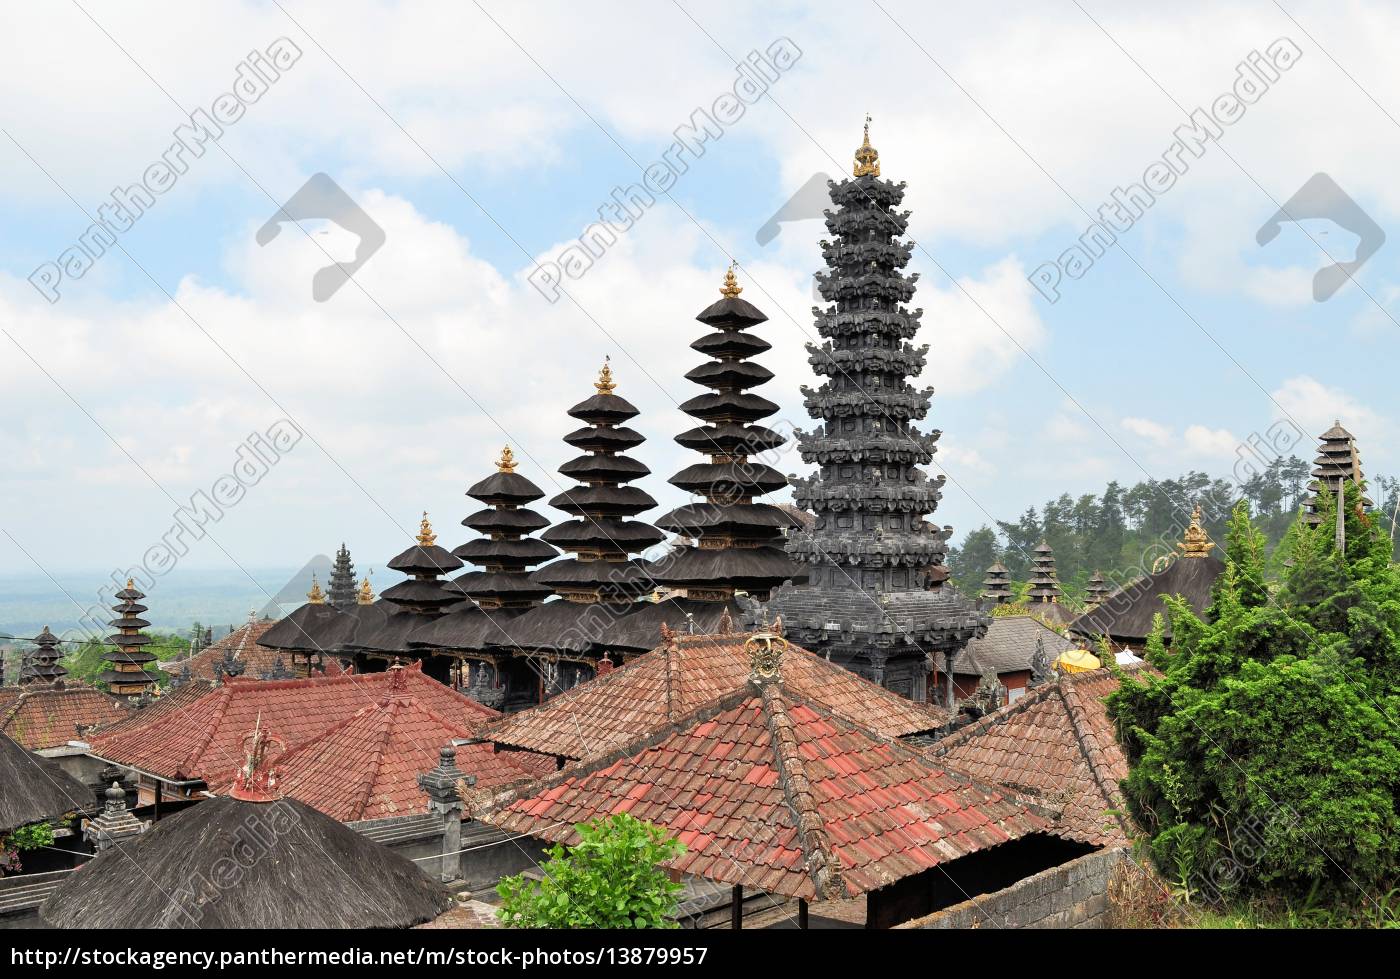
[496,813,686,929]
[1108,487,1400,909]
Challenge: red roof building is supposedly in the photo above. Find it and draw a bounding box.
[928,667,1151,847]
[486,631,948,763]
[0,683,129,751]
[160,618,284,682]
[486,633,1050,916]
[88,663,496,792]
[249,693,551,822]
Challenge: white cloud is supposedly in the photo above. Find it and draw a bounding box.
[1269,374,1383,439]
[1122,416,1173,445]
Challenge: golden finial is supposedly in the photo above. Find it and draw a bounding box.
[853,113,880,177]
[126,578,134,590]
[1177,504,1215,559]
[357,574,374,605]
[307,574,326,604]
[496,446,517,473]
[719,261,743,299]
[416,511,437,547]
[594,356,617,395]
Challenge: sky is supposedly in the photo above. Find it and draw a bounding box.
[2,0,1397,625]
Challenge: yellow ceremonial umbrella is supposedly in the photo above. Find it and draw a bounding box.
[1055,648,1102,674]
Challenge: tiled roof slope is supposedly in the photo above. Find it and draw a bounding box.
[929,666,1153,846]
[938,615,1075,676]
[161,619,282,681]
[486,684,1047,900]
[0,683,129,751]
[486,632,948,761]
[250,695,552,822]
[88,663,496,787]
[87,679,217,740]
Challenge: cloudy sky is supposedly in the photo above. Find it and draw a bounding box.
[1,0,1395,601]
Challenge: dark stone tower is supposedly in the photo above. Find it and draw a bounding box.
[102,579,159,702]
[654,264,799,601]
[766,119,986,702]
[327,544,357,611]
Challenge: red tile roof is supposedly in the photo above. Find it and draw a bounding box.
[160,619,283,681]
[88,663,497,788]
[929,666,1153,846]
[485,683,1046,900]
[245,694,551,822]
[0,683,130,751]
[487,632,948,761]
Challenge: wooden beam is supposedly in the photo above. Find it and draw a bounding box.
[731,884,743,930]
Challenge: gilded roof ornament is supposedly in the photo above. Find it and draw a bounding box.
[306,574,325,604]
[416,511,437,547]
[853,113,880,177]
[496,446,518,474]
[1177,505,1215,559]
[719,261,743,299]
[594,356,617,395]
[357,574,375,605]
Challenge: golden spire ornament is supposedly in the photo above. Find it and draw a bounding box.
[497,445,518,473]
[594,356,617,395]
[1177,504,1215,558]
[357,574,375,605]
[416,511,437,547]
[307,574,326,604]
[719,261,743,299]
[853,113,880,177]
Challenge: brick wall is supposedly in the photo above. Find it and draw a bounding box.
[894,847,1126,930]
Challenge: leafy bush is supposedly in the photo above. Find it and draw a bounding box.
[496,813,686,929]
[1110,492,1400,912]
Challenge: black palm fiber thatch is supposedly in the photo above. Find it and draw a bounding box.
[40,794,451,929]
[0,732,93,833]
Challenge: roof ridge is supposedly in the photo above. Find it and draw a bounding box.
[929,679,1060,755]
[178,684,235,778]
[664,638,682,722]
[1058,673,1131,834]
[757,684,845,900]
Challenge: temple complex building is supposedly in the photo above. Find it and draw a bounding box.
[766,120,985,702]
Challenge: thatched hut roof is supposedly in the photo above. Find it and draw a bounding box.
[0,732,94,833]
[40,793,452,929]
[1067,554,1224,644]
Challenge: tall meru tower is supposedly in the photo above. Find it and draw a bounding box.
[766,118,986,704]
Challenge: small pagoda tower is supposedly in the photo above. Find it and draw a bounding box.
[20,626,67,684]
[1026,543,1062,604]
[531,360,664,605]
[382,515,464,615]
[101,579,159,702]
[451,447,557,609]
[980,563,1014,605]
[327,544,357,611]
[1084,570,1110,608]
[1303,421,1371,525]
[654,264,798,601]
[765,118,986,700]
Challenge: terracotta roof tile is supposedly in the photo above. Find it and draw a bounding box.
[160,619,284,682]
[486,684,1047,900]
[929,666,1155,846]
[487,632,947,761]
[0,683,129,751]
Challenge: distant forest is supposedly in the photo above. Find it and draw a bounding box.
[946,456,1400,599]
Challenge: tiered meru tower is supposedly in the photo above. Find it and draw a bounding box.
[102,579,159,701]
[766,120,986,703]
[654,265,799,601]
[1303,421,1371,525]
[21,626,67,684]
[531,361,664,604]
[328,544,357,611]
[981,563,1014,605]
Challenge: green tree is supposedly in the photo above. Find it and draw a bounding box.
[496,813,686,929]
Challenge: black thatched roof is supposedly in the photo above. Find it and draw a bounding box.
[409,605,530,652]
[1068,554,1225,643]
[0,732,93,833]
[40,795,451,929]
[256,602,358,653]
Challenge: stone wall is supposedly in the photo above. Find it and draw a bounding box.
[895,847,1126,930]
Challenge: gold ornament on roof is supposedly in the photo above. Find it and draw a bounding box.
[853,113,880,177]
[720,261,743,299]
[1177,505,1215,558]
[496,446,517,473]
[357,574,375,605]
[307,574,326,604]
[594,356,617,395]
[417,511,437,547]
[745,615,787,685]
